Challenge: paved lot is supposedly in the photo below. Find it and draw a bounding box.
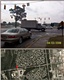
[1,27,64,48]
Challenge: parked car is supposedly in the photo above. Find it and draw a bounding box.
[57,26,64,30]
[45,26,53,29]
[1,27,32,44]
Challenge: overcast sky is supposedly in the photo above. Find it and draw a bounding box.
[1,1,64,23]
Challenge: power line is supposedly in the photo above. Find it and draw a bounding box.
[1,1,42,5]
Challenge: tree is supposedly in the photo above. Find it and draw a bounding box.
[50,23,54,27]
[2,21,7,25]
[9,6,26,27]
[8,22,11,25]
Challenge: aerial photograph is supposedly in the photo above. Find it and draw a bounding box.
[1,49,64,80]
[1,1,64,48]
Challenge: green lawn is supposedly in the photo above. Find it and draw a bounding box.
[46,35,64,48]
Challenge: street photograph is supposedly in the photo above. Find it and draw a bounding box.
[1,49,64,80]
[1,1,64,48]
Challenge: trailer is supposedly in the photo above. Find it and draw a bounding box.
[21,20,45,31]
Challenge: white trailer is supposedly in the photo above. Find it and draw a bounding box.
[21,20,45,31]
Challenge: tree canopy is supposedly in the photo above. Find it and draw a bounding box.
[9,6,26,27]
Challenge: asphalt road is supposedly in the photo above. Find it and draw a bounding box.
[1,28,64,48]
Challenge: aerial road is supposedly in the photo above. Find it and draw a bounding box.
[1,28,64,48]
